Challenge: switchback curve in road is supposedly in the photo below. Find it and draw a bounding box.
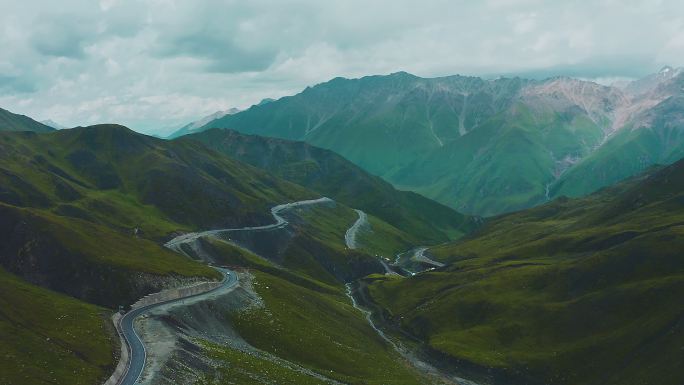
[165,197,334,253]
[117,267,237,385]
[117,197,334,384]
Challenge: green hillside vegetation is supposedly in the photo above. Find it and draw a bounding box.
[200,203,388,284]
[0,122,431,385]
[0,267,115,385]
[0,125,318,308]
[232,270,425,385]
[204,238,341,294]
[199,340,331,385]
[365,159,684,385]
[279,204,378,282]
[283,203,424,277]
[199,240,426,384]
[183,128,475,242]
[0,202,219,307]
[0,124,365,384]
[356,214,416,257]
[0,126,312,237]
[0,107,54,133]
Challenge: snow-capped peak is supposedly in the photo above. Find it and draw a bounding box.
[657,66,682,78]
[660,66,673,74]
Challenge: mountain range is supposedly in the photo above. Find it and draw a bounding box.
[0,121,472,295]
[186,67,684,216]
[0,112,477,385]
[0,63,683,385]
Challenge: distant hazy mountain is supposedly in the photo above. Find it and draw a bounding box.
[40,119,67,130]
[168,108,240,138]
[0,107,54,133]
[194,68,684,216]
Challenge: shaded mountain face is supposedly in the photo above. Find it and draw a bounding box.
[183,128,477,243]
[365,158,684,385]
[196,72,527,178]
[194,69,684,216]
[0,107,54,133]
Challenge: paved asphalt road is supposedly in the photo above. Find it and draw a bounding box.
[164,197,333,251]
[117,197,332,384]
[117,267,237,385]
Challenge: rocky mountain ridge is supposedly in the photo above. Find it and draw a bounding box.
[194,68,684,215]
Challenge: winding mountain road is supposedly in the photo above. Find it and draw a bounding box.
[117,267,237,385]
[165,197,333,252]
[115,197,335,384]
[344,209,368,249]
[412,247,445,268]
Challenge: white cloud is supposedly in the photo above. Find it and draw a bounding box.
[99,0,118,11]
[0,0,683,134]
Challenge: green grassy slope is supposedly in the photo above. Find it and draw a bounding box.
[199,341,332,385]
[0,126,312,236]
[280,204,379,282]
[170,200,433,382]
[0,122,449,384]
[0,267,115,385]
[0,107,54,133]
[356,213,416,257]
[365,159,684,385]
[0,202,219,307]
[0,125,328,384]
[200,241,427,385]
[233,270,425,385]
[183,128,476,242]
[0,125,317,306]
[202,203,387,284]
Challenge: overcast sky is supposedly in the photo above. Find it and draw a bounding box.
[1,0,683,135]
